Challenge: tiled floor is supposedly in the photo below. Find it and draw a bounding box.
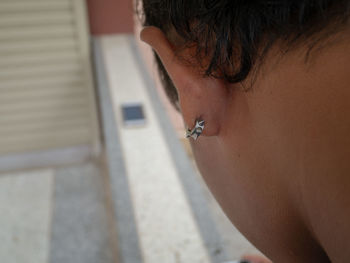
[0,162,116,263]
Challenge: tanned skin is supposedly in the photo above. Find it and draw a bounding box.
[141,26,350,262]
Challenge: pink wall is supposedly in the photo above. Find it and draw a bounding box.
[86,0,134,35]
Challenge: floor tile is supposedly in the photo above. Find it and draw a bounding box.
[0,169,54,263]
[49,163,115,263]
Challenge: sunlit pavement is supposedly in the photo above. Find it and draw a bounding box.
[0,35,259,263]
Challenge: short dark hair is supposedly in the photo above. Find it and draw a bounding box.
[137,0,350,109]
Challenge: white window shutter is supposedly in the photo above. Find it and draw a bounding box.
[0,0,100,155]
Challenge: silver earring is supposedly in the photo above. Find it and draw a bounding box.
[185,119,205,140]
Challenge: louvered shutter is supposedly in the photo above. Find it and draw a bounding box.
[0,0,99,155]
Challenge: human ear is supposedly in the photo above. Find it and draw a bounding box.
[140,26,230,138]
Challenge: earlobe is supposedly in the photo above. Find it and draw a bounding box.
[140,26,230,139]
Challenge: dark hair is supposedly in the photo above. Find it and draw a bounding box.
[137,0,350,109]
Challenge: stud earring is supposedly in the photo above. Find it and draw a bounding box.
[185,119,205,140]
